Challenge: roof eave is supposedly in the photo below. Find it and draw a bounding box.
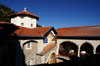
[0,35,43,39]
[8,14,39,20]
[43,27,58,36]
[55,36,100,38]
[17,35,43,38]
[55,36,100,40]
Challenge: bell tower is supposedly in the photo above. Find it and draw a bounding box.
[9,8,39,28]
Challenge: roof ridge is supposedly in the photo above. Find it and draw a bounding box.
[18,27,25,35]
[33,28,43,36]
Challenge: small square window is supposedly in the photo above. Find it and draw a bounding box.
[43,38,48,44]
[27,43,30,49]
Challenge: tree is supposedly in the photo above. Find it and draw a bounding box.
[0,3,16,22]
[0,3,41,27]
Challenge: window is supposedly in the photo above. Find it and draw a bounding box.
[31,24,33,27]
[21,23,24,26]
[21,17,24,26]
[31,19,33,28]
[27,61,30,65]
[43,38,48,44]
[27,43,30,49]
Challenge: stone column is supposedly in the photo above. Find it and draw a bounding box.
[93,49,96,54]
[78,48,80,57]
[56,43,60,55]
[78,45,80,57]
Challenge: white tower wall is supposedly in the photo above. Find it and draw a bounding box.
[11,16,37,28]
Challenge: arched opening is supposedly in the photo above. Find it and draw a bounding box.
[96,45,100,54]
[0,41,16,66]
[59,41,78,57]
[94,45,100,62]
[80,43,94,60]
[48,53,56,64]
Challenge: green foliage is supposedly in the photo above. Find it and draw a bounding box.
[63,49,68,51]
[37,24,42,27]
[0,3,41,27]
[0,3,16,22]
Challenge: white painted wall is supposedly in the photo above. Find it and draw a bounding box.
[43,31,56,47]
[11,16,37,28]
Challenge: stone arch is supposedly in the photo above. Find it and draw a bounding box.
[80,42,94,58]
[0,40,16,66]
[23,40,38,46]
[59,41,78,56]
[46,52,56,64]
[96,44,100,54]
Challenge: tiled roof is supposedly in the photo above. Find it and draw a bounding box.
[40,43,56,54]
[33,27,53,35]
[56,25,100,36]
[8,11,39,20]
[12,26,42,36]
[0,21,53,37]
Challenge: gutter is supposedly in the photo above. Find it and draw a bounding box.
[55,36,100,38]
[55,36,100,40]
[0,35,43,39]
[17,35,43,38]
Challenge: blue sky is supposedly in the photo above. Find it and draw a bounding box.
[0,0,100,29]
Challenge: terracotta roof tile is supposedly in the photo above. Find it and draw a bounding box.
[33,27,53,35]
[8,11,39,20]
[40,43,56,54]
[0,21,52,36]
[56,25,100,36]
[12,26,42,36]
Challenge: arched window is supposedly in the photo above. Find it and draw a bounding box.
[27,43,31,49]
[21,23,24,26]
[21,16,24,26]
[43,38,48,44]
[31,24,33,27]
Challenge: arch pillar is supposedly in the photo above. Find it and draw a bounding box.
[78,45,81,57]
[78,48,80,57]
[56,43,60,55]
[93,48,96,54]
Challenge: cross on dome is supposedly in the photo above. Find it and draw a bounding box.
[24,7,27,11]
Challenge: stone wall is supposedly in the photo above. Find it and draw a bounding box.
[43,45,57,63]
[23,41,37,65]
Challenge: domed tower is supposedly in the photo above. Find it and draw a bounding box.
[8,8,39,28]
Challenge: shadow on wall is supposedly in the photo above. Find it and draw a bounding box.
[0,23,27,66]
[0,23,19,35]
[34,54,100,66]
[0,41,26,66]
[0,23,100,66]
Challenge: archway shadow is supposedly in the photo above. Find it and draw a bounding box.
[0,22,27,66]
